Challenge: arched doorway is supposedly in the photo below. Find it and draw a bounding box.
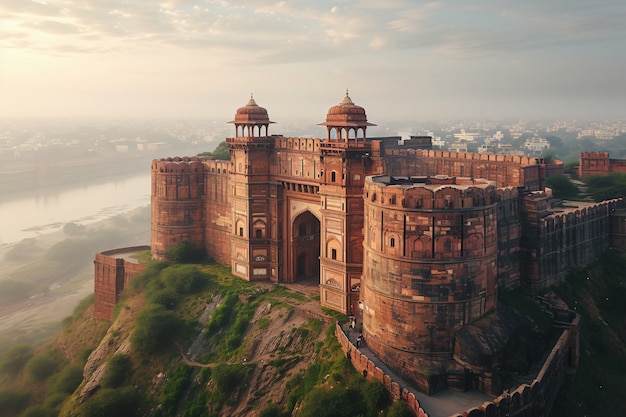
[291,211,321,281]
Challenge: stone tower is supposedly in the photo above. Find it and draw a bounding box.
[226,96,279,281]
[317,91,378,314]
[361,175,499,387]
[151,156,206,260]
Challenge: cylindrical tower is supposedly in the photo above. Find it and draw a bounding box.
[361,175,498,380]
[151,157,207,260]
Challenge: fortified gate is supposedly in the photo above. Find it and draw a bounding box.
[152,92,385,314]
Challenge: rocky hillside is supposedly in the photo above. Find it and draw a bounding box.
[0,260,412,417]
[4,249,626,417]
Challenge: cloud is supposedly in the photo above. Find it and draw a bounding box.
[3,0,625,65]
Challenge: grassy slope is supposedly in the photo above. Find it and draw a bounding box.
[551,248,626,417]
[45,262,408,417]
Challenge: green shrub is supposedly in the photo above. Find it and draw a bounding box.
[165,241,204,263]
[81,387,140,417]
[43,392,68,410]
[0,390,30,415]
[206,293,237,336]
[583,173,626,201]
[25,353,59,381]
[259,403,289,417]
[546,174,580,200]
[211,363,244,395]
[131,304,185,355]
[257,318,270,329]
[148,288,179,309]
[51,364,83,394]
[18,405,56,417]
[102,354,132,388]
[161,264,208,295]
[296,385,368,417]
[0,344,33,375]
[386,400,415,417]
[160,364,193,415]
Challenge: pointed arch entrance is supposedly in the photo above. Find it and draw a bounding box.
[291,210,321,281]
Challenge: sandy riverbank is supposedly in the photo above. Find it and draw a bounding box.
[0,206,151,348]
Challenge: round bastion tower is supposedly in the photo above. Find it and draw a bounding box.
[151,157,207,260]
[361,175,498,388]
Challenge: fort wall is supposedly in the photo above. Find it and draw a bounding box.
[579,151,626,177]
[93,246,149,320]
[337,311,579,417]
[383,149,546,190]
[495,187,522,289]
[610,210,626,251]
[335,323,430,417]
[520,195,625,292]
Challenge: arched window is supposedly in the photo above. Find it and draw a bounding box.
[331,171,337,182]
[390,237,395,248]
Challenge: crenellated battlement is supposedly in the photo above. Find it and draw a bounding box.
[387,148,543,166]
[274,136,322,152]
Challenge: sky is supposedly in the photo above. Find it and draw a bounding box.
[1,0,626,122]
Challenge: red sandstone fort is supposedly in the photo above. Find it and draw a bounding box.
[94,93,626,414]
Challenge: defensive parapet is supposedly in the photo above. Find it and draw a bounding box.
[93,246,149,320]
[383,149,546,190]
[520,195,625,292]
[151,157,207,260]
[579,151,626,177]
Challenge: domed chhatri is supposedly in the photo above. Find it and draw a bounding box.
[318,90,376,141]
[229,94,274,137]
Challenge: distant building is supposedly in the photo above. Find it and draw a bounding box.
[523,135,550,154]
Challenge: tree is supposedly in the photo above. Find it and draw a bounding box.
[583,173,626,201]
[546,175,580,200]
[197,141,230,160]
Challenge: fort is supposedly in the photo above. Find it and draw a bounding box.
[94,93,625,415]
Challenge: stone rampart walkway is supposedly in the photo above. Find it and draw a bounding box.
[341,323,492,417]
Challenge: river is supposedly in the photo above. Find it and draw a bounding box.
[0,173,151,246]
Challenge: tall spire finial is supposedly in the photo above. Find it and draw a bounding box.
[247,93,257,106]
[341,89,353,105]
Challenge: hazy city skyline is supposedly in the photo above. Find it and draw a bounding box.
[2,1,626,121]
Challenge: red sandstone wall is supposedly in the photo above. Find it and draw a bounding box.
[610,210,626,251]
[93,246,149,320]
[335,323,430,417]
[336,316,579,417]
[383,149,545,190]
[496,187,521,289]
[202,160,232,265]
[520,196,624,292]
[151,157,207,260]
[360,176,499,390]
[579,151,610,177]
